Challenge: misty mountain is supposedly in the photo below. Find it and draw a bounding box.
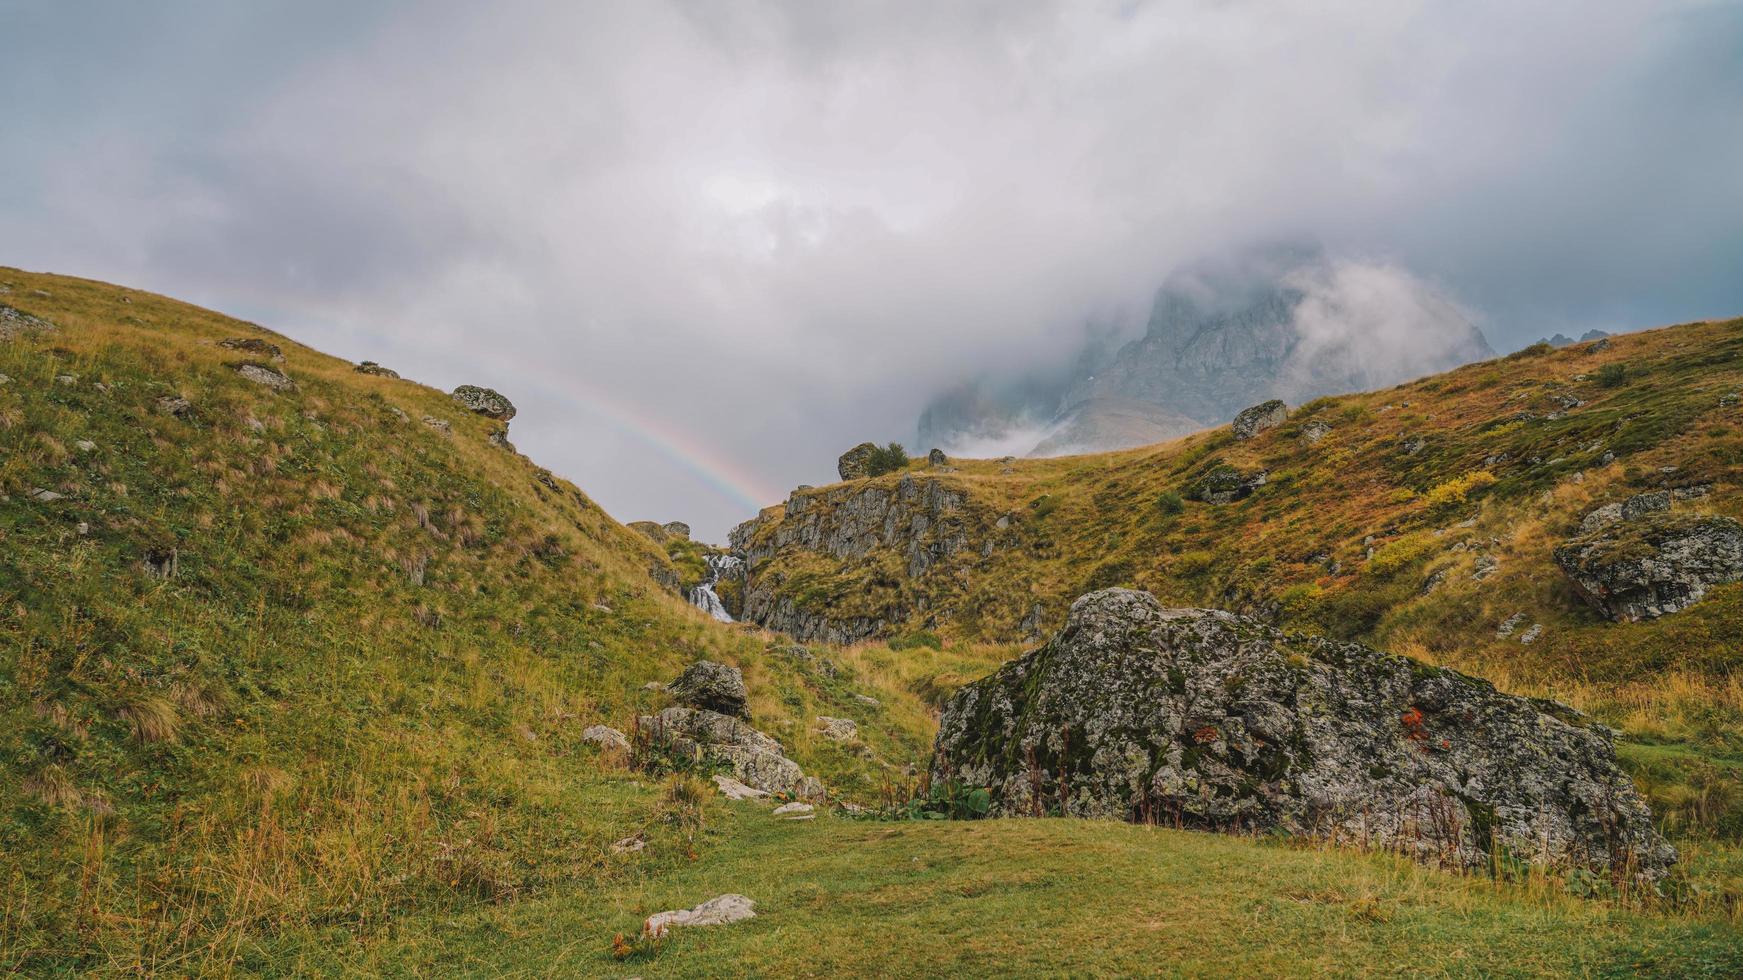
[918,244,1496,457]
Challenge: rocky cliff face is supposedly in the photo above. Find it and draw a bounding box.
[932,589,1675,879]
[729,473,986,643]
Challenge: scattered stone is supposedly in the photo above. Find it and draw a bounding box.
[422,416,451,434]
[389,406,409,422]
[582,724,630,752]
[451,384,516,421]
[1555,513,1743,621]
[1188,464,1268,504]
[28,488,63,502]
[1231,399,1288,440]
[1300,420,1332,444]
[1471,554,1499,581]
[927,447,948,467]
[1419,568,1446,595]
[1496,612,1527,639]
[219,337,284,361]
[55,374,77,385]
[668,660,749,718]
[642,681,665,692]
[0,304,55,338]
[156,395,193,418]
[1720,391,1740,408]
[0,373,10,385]
[75,440,95,452]
[931,588,1675,879]
[851,694,880,707]
[1588,337,1612,353]
[1518,624,1543,645]
[712,774,769,800]
[1400,436,1426,456]
[661,521,691,541]
[1621,491,1672,521]
[837,442,879,480]
[816,716,858,742]
[772,801,814,819]
[235,363,295,391]
[355,360,400,378]
[610,834,646,854]
[643,894,756,938]
[642,707,813,796]
[76,522,90,536]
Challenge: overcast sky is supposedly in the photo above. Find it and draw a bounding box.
[5,1,1741,541]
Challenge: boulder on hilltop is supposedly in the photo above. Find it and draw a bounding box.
[451,384,516,421]
[668,659,749,718]
[931,588,1674,879]
[838,442,879,480]
[1231,399,1287,440]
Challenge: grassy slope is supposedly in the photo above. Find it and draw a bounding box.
[2,269,1739,975]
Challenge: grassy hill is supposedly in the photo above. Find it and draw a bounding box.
[2,268,1740,975]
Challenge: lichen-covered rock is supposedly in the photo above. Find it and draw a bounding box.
[638,706,811,797]
[837,442,879,480]
[581,724,630,752]
[1231,399,1287,440]
[931,588,1674,879]
[451,384,516,421]
[817,716,858,741]
[1300,420,1332,444]
[0,304,55,339]
[928,447,948,467]
[662,521,691,541]
[1554,513,1743,621]
[219,337,284,361]
[628,520,668,543]
[355,360,400,378]
[235,363,295,391]
[1187,464,1268,504]
[668,660,749,718]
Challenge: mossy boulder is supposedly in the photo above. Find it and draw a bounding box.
[837,442,879,480]
[931,588,1674,879]
[451,384,516,421]
[1554,512,1743,621]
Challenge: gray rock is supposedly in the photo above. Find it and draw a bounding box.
[640,706,811,797]
[1188,464,1268,504]
[235,363,295,391]
[156,395,193,418]
[1231,399,1287,440]
[837,442,879,480]
[931,588,1673,879]
[1300,420,1333,444]
[1495,612,1526,639]
[713,775,768,800]
[1579,503,1625,534]
[610,834,645,854]
[355,360,400,378]
[219,337,284,361]
[643,894,755,938]
[1400,435,1426,456]
[1554,513,1743,621]
[668,660,749,718]
[422,416,451,435]
[451,384,516,421]
[0,304,55,338]
[1621,491,1671,521]
[28,488,63,502]
[55,374,77,385]
[661,521,691,541]
[851,694,881,707]
[928,447,948,467]
[816,716,858,742]
[1470,554,1499,581]
[772,801,814,819]
[75,440,96,452]
[582,724,630,752]
[1518,624,1543,645]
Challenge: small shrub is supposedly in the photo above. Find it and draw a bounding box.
[1155,490,1184,516]
[889,630,943,651]
[1423,470,1498,510]
[865,442,910,477]
[1596,363,1629,388]
[1507,341,1555,360]
[1030,494,1060,519]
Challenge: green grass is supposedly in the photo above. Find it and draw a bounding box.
[275,804,1743,977]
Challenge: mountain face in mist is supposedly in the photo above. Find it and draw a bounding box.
[919,245,1496,457]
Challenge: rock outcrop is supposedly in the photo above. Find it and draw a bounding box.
[1555,509,1743,621]
[638,706,816,798]
[837,442,879,480]
[668,660,749,718]
[235,363,295,391]
[1232,399,1287,440]
[927,447,948,467]
[643,894,756,938]
[662,521,691,541]
[451,384,516,421]
[1187,464,1268,504]
[0,304,55,339]
[729,474,975,643]
[931,588,1674,879]
[355,360,400,378]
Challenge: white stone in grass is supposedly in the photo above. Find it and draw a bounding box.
[643,894,755,938]
[712,774,768,800]
[76,440,96,452]
[772,801,813,819]
[582,724,630,752]
[610,834,645,854]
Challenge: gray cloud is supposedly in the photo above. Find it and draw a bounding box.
[4,0,1741,540]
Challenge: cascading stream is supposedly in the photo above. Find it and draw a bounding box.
[689,553,741,622]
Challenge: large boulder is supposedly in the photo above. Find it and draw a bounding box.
[451,384,516,421]
[931,588,1673,879]
[0,304,55,339]
[1231,399,1287,440]
[1186,463,1268,504]
[837,442,879,480]
[668,660,749,718]
[638,706,813,797]
[927,447,948,467]
[1554,512,1743,621]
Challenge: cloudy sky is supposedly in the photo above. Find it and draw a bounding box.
[5,1,1741,540]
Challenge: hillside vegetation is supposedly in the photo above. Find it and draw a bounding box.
[3,268,1740,975]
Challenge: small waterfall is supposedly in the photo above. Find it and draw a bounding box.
[689,553,742,622]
